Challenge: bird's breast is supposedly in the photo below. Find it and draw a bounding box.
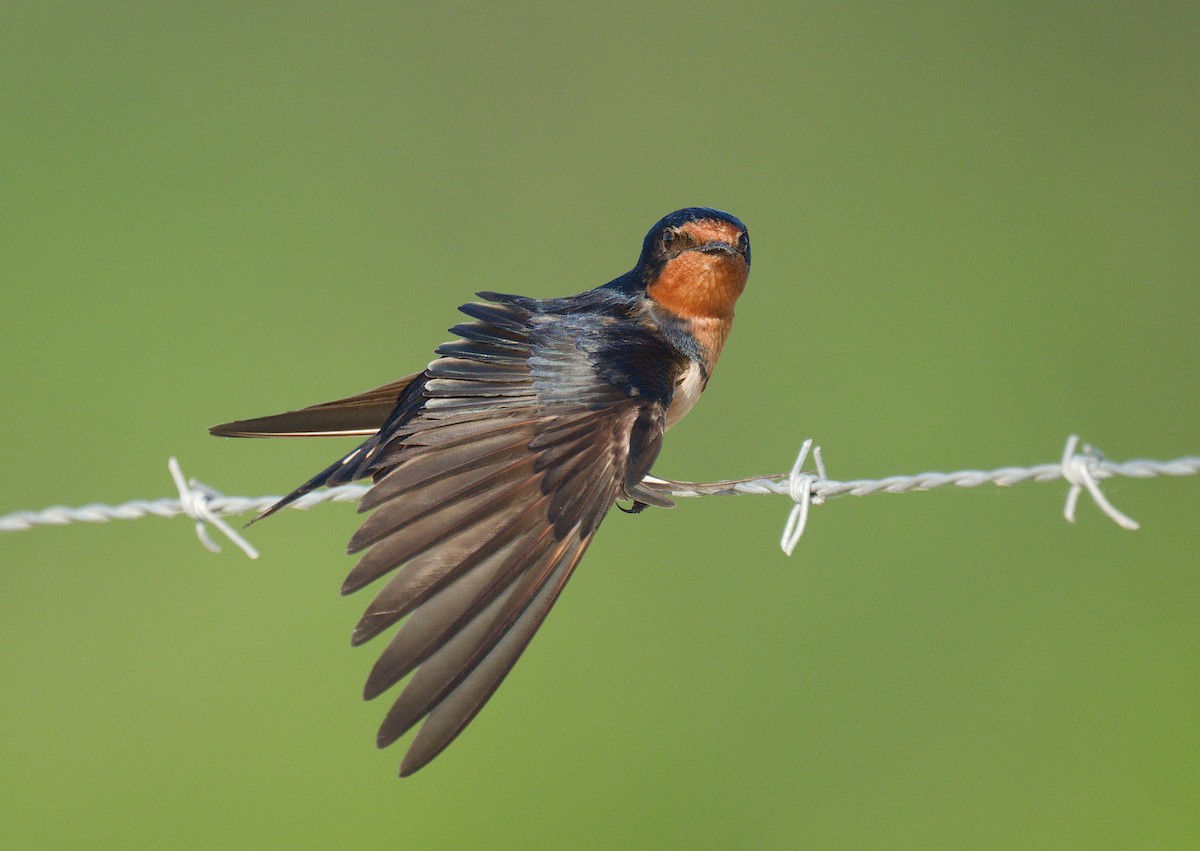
[665,360,706,428]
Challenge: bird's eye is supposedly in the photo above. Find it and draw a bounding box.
[737,232,749,252]
[660,230,675,249]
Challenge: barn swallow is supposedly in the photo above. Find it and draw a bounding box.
[211,207,751,775]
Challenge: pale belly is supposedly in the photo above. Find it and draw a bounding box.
[665,361,705,429]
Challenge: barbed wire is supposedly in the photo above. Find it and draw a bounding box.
[1,436,1196,558]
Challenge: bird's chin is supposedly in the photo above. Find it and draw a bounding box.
[647,251,748,321]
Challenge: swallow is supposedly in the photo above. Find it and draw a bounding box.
[211,207,751,775]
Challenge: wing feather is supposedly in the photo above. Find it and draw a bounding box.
[353,426,536,517]
[427,357,530,383]
[435,339,527,363]
[397,531,593,775]
[208,375,419,438]
[353,453,536,550]
[350,490,558,647]
[362,515,559,698]
[347,470,540,572]
[456,300,531,332]
[380,528,589,761]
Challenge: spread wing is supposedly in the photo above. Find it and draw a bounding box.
[344,295,674,775]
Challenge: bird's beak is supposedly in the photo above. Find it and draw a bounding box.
[695,241,737,257]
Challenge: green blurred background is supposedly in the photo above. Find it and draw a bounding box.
[2,2,1196,847]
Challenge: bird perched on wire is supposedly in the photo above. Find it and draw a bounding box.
[210,207,751,775]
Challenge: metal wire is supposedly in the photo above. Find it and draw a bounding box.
[2,436,1196,557]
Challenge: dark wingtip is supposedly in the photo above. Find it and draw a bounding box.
[377,714,416,751]
[247,495,297,526]
[363,672,388,700]
[349,624,373,647]
[207,417,287,438]
[398,739,447,777]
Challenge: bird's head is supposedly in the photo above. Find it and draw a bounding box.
[637,207,750,321]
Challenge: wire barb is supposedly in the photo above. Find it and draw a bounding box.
[1059,435,1140,531]
[780,439,828,555]
[168,457,260,559]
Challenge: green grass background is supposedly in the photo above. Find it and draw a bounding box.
[2,3,1197,847]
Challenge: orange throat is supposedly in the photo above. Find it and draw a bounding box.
[647,251,747,365]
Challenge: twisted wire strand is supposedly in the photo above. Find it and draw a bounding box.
[649,457,1200,499]
[0,485,367,532]
[1,438,1196,558]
